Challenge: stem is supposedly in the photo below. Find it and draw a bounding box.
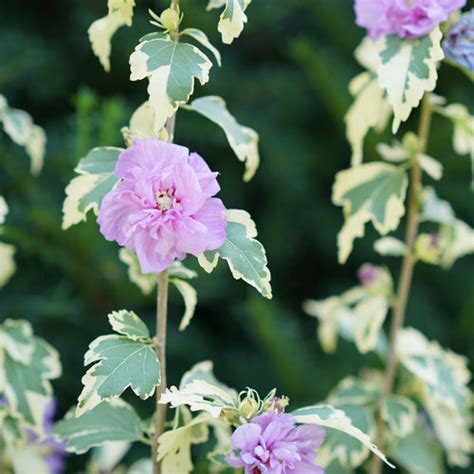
[152,269,169,474]
[370,95,433,474]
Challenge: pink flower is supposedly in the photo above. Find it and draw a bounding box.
[226,412,325,474]
[355,0,467,39]
[98,139,227,273]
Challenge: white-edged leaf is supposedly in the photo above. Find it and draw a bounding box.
[209,0,251,45]
[397,327,472,466]
[88,0,135,72]
[187,96,260,181]
[345,72,391,166]
[376,142,409,163]
[381,395,417,437]
[0,94,46,175]
[418,154,443,180]
[420,187,454,224]
[129,38,212,132]
[62,147,122,230]
[374,237,408,257]
[328,376,381,406]
[89,441,131,472]
[198,209,272,298]
[0,319,34,364]
[119,248,156,295]
[1,336,61,431]
[171,278,198,331]
[292,405,393,468]
[376,28,444,133]
[168,261,198,280]
[53,400,143,454]
[333,163,408,263]
[77,335,160,415]
[157,410,211,473]
[107,310,150,340]
[353,295,388,354]
[181,28,222,67]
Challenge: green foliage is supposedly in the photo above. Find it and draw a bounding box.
[53,399,143,454]
[198,210,272,299]
[77,310,160,415]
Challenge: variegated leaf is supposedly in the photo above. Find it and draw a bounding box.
[333,163,408,263]
[374,237,408,257]
[381,395,417,437]
[345,72,391,166]
[186,96,260,181]
[397,327,472,466]
[107,310,149,340]
[53,400,143,454]
[157,410,211,472]
[0,242,16,289]
[170,278,198,331]
[0,94,46,175]
[327,376,380,406]
[293,405,393,468]
[119,248,156,295]
[62,147,121,230]
[77,334,160,415]
[88,0,135,71]
[198,209,272,299]
[0,319,34,364]
[130,37,212,132]
[181,29,222,67]
[208,0,252,45]
[376,28,444,133]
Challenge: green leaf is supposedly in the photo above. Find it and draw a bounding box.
[376,28,444,133]
[107,310,150,340]
[374,237,408,257]
[381,395,416,437]
[1,336,61,431]
[0,94,46,175]
[62,147,122,230]
[180,29,222,67]
[208,0,252,45]
[390,422,444,474]
[170,278,198,331]
[332,162,408,264]
[345,72,391,166]
[130,37,212,132]
[157,410,211,473]
[88,0,135,72]
[292,404,393,468]
[187,96,260,181]
[53,400,143,454]
[397,327,471,466]
[0,319,34,364]
[77,335,160,415]
[198,209,272,299]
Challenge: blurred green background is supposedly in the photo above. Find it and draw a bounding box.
[1,0,473,472]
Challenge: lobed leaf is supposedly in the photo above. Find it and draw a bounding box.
[77,335,160,415]
[376,28,444,133]
[333,162,408,264]
[53,400,143,454]
[107,310,150,340]
[208,0,252,45]
[0,319,34,364]
[186,96,260,181]
[181,28,222,67]
[381,395,417,438]
[129,38,212,132]
[198,209,272,298]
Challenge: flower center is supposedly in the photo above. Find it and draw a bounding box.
[155,191,173,211]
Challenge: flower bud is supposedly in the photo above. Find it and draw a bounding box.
[415,233,442,264]
[160,8,180,32]
[444,10,474,75]
[357,263,393,297]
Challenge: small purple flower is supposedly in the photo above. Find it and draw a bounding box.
[444,9,474,72]
[98,138,227,273]
[357,263,381,287]
[355,0,467,39]
[226,412,325,474]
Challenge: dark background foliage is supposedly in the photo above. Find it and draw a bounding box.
[0,0,472,472]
